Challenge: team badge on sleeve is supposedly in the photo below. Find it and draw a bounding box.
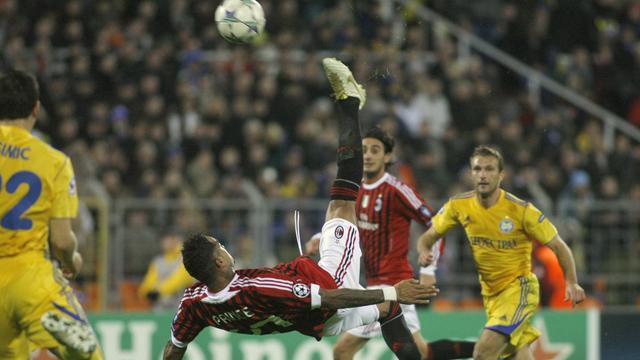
[69,177,76,195]
[335,226,344,239]
[419,206,432,218]
[293,283,310,298]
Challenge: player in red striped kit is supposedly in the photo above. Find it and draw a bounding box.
[162,58,438,360]
[308,127,475,359]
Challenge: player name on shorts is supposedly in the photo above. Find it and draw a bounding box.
[0,142,30,160]
[469,237,517,250]
[212,307,256,325]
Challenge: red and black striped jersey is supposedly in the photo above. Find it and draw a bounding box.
[357,173,439,285]
[170,256,338,347]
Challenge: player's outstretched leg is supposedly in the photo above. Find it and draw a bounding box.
[322,58,366,224]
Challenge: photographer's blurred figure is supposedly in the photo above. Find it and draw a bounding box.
[139,231,195,311]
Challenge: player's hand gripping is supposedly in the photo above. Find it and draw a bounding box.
[565,282,586,307]
[61,251,83,279]
[394,279,439,305]
[418,248,434,267]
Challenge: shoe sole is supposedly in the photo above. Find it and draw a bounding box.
[322,58,366,109]
[41,312,97,354]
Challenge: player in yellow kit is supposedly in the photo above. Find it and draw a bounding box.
[417,145,585,360]
[0,70,102,359]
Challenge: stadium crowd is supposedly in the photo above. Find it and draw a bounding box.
[1,0,639,304]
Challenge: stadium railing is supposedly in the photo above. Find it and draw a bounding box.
[80,197,640,310]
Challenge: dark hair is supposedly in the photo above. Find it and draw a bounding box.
[470,145,504,171]
[182,233,217,283]
[364,126,395,154]
[0,70,40,120]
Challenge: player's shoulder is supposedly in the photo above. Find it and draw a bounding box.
[503,191,529,208]
[180,282,209,303]
[385,174,420,196]
[29,135,70,166]
[450,190,475,201]
[385,173,410,189]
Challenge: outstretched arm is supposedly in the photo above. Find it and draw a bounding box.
[417,226,442,267]
[545,235,586,307]
[318,279,438,309]
[163,341,187,360]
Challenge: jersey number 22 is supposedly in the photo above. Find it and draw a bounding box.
[0,171,42,230]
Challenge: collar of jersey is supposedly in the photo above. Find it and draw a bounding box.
[362,172,389,190]
[202,273,240,304]
[0,124,32,138]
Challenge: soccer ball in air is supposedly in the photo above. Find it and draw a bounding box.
[215,0,266,44]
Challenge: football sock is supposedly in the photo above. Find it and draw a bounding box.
[380,302,422,360]
[426,339,476,360]
[331,97,362,201]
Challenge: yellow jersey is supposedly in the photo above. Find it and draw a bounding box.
[432,189,557,296]
[0,125,78,257]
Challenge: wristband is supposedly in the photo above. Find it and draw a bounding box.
[382,287,397,302]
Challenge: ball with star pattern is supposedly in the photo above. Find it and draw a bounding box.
[215,0,266,44]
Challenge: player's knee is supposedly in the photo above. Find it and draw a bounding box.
[472,343,495,360]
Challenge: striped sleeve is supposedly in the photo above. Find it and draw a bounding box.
[240,275,314,310]
[392,182,433,226]
[171,300,206,347]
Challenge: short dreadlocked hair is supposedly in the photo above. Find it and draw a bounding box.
[182,233,217,283]
[363,126,395,154]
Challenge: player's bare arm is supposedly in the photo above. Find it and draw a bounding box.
[319,279,438,309]
[417,227,441,266]
[162,341,187,360]
[544,235,586,306]
[50,218,83,278]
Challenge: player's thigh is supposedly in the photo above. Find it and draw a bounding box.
[16,261,94,354]
[334,331,369,358]
[324,305,379,336]
[0,261,35,358]
[317,218,362,288]
[0,321,26,360]
[483,274,541,358]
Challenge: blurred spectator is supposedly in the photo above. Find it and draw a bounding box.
[138,231,195,311]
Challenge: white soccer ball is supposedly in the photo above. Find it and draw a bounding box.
[215,0,266,44]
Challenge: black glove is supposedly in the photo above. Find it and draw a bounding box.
[146,290,160,303]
